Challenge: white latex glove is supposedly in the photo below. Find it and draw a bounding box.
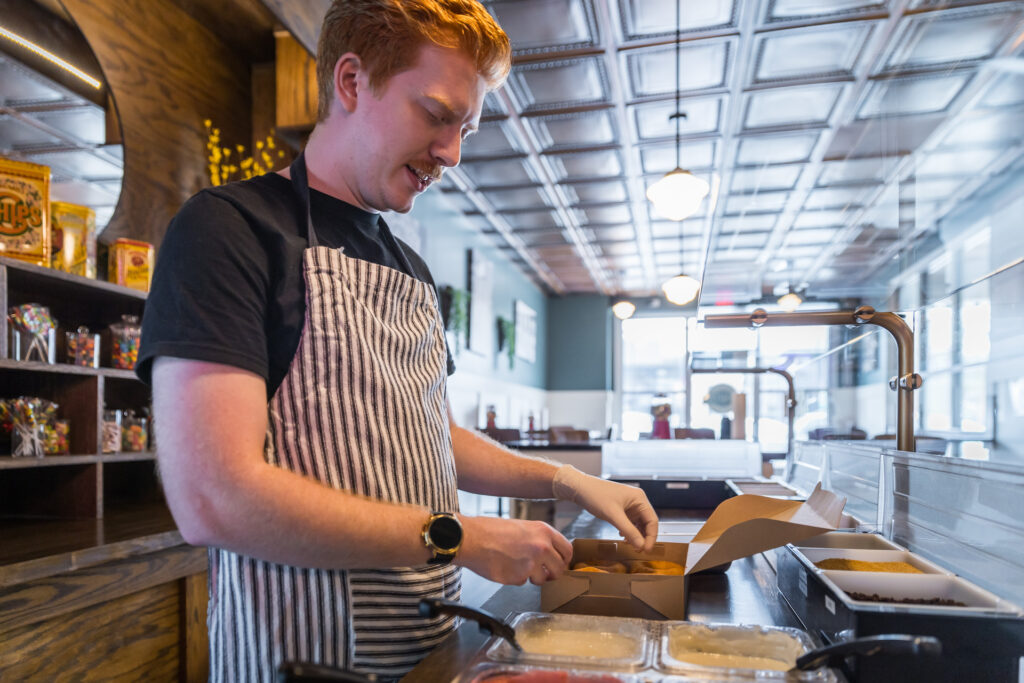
[553,465,659,552]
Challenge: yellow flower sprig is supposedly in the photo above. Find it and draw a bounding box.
[204,119,286,186]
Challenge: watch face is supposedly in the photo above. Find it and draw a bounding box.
[429,515,462,552]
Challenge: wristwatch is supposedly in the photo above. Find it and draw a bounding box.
[422,512,463,565]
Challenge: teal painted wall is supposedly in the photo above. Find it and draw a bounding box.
[546,294,612,391]
[408,190,548,389]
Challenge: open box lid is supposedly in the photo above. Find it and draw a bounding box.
[685,482,846,574]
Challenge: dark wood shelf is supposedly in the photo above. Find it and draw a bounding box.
[0,501,181,587]
[0,358,138,378]
[0,255,147,303]
[0,451,156,470]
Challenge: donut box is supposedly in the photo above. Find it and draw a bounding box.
[542,484,845,620]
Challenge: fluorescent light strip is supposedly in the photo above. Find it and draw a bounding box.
[0,25,102,89]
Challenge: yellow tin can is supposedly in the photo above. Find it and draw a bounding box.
[0,158,51,266]
[108,238,154,292]
[51,201,97,278]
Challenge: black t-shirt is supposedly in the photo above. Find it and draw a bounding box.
[137,172,454,398]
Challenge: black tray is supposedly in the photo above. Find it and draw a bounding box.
[607,477,734,509]
[776,544,1024,682]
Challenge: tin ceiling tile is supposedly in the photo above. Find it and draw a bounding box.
[25,106,107,146]
[624,40,732,98]
[461,120,527,160]
[763,0,885,23]
[817,157,899,185]
[543,148,624,180]
[462,157,539,186]
[783,227,845,246]
[640,139,717,173]
[937,108,1024,147]
[485,0,597,53]
[618,0,736,41]
[751,22,872,84]
[911,147,1004,178]
[879,5,1023,74]
[857,72,972,119]
[482,185,552,210]
[718,213,779,232]
[574,204,633,225]
[23,149,121,179]
[526,109,617,151]
[977,73,1024,109]
[632,96,723,141]
[792,208,849,228]
[729,164,804,192]
[0,115,61,150]
[560,179,629,205]
[743,83,845,130]
[803,186,869,210]
[507,57,609,112]
[725,190,790,213]
[736,131,819,165]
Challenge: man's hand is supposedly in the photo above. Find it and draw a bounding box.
[553,465,659,552]
[456,516,573,585]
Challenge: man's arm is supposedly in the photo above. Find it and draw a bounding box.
[154,357,572,584]
[448,404,660,552]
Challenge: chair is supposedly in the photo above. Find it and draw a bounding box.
[483,428,522,443]
[551,429,590,444]
[674,427,715,439]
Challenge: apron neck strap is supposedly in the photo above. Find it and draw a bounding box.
[289,151,320,248]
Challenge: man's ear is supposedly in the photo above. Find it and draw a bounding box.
[334,52,364,114]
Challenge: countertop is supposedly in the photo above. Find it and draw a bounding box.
[401,510,812,682]
[502,440,604,451]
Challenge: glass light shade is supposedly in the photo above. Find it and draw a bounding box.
[661,273,701,305]
[612,300,636,320]
[646,168,710,221]
[777,292,802,312]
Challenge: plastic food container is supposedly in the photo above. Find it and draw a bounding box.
[796,548,952,576]
[460,663,634,683]
[794,532,903,551]
[660,622,830,680]
[487,612,648,672]
[822,571,1022,613]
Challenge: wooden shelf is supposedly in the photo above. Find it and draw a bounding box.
[0,451,156,470]
[0,501,180,587]
[0,255,147,302]
[0,358,138,379]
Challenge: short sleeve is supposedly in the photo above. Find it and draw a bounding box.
[137,191,271,385]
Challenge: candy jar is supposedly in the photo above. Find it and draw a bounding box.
[109,314,141,370]
[66,326,100,367]
[121,410,148,452]
[102,408,122,453]
[43,418,70,454]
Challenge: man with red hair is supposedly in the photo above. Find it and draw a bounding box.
[140,2,657,680]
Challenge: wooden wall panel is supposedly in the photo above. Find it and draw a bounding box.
[0,580,180,681]
[275,31,318,131]
[60,0,256,247]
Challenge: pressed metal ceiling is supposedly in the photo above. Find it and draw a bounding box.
[439,0,1024,305]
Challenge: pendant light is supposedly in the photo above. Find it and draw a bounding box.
[646,0,709,222]
[777,291,803,312]
[612,300,637,320]
[654,0,705,307]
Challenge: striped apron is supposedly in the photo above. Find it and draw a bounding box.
[207,153,461,682]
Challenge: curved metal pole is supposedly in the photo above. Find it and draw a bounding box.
[691,367,797,459]
[702,307,921,452]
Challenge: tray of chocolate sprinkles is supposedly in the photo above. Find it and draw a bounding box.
[776,531,1024,683]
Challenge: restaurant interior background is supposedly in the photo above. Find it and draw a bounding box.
[1,0,1022,465]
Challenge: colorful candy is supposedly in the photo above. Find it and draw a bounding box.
[109,315,141,370]
[66,326,99,367]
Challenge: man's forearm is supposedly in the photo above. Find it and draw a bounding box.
[450,423,560,498]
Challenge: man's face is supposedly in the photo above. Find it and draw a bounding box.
[347,43,486,213]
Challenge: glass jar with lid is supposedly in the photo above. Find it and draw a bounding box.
[66,325,100,367]
[102,408,122,453]
[121,410,148,452]
[109,314,141,370]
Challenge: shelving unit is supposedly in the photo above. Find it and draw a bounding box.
[0,254,172,570]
